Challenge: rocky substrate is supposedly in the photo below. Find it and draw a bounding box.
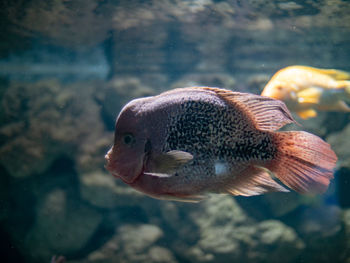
[1,76,350,263]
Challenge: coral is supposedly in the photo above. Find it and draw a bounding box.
[22,188,103,262]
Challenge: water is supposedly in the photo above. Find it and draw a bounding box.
[1,1,350,262]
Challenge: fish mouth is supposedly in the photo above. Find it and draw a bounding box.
[104,149,115,174]
[104,147,147,185]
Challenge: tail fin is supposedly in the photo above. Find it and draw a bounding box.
[267,131,337,194]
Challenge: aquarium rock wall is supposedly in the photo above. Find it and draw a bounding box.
[1,1,350,262]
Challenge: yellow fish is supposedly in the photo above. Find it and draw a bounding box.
[261,65,350,119]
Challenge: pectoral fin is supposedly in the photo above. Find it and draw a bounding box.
[143,172,174,178]
[296,109,317,119]
[297,87,322,104]
[156,194,206,203]
[151,150,193,174]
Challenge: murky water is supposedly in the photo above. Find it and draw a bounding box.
[1,1,350,262]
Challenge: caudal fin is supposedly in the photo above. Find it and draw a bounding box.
[268,131,337,194]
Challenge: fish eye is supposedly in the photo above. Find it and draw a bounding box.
[122,133,135,145]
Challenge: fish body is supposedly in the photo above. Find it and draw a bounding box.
[261,65,350,119]
[105,87,337,202]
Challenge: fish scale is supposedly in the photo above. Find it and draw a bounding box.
[164,98,276,164]
[158,95,280,194]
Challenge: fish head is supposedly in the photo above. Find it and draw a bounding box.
[105,99,150,184]
[261,79,294,102]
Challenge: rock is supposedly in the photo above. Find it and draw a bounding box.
[118,224,163,254]
[4,0,114,48]
[187,195,304,263]
[84,224,177,263]
[342,209,350,261]
[22,188,103,262]
[148,246,177,263]
[171,73,236,91]
[289,205,345,263]
[0,164,11,222]
[246,74,271,94]
[0,79,110,178]
[328,123,350,169]
[94,77,156,131]
[296,205,342,239]
[253,220,304,260]
[159,202,182,230]
[236,192,311,219]
[79,170,145,208]
[192,195,248,227]
[337,167,350,208]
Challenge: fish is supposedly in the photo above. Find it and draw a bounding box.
[261,65,350,119]
[105,87,337,202]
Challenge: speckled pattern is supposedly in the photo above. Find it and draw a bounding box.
[162,93,277,188]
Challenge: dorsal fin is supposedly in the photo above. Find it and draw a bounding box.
[196,87,296,131]
[294,65,350,80]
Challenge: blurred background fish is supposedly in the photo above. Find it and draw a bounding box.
[261,65,350,119]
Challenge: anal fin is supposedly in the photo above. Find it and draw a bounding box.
[224,166,289,197]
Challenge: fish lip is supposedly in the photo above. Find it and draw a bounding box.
[104,146,148,185]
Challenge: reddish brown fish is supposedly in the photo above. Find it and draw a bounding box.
[105,87,337,202]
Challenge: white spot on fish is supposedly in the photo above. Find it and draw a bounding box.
[214,161,229,176]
